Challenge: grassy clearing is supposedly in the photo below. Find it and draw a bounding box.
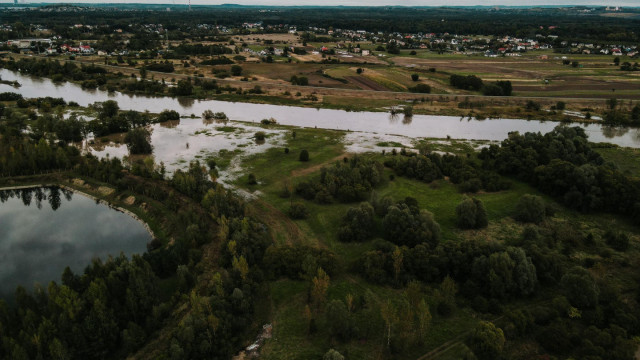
[596,146,640,179]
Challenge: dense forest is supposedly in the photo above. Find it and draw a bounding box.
[0,5,638,43]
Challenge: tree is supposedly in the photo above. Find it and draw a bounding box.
[455,197,488,229]
[97,100,120,119]
[230,65,242,76]
[382,203,441,247]
[561,266,599,309]
[514,194,546,223]
[124,128,152,154]
[174,80,193,96]
[469,321,505,360]
[380,299,398,348]
[202,110,214,120]
[337,202,375,242]
[323,349,345,360]
[289,202,309,219]
[614,56,620,66]
[325,300,352,341]
[299,149,310,162]
[392,246,403,283]
[311,268,330,310]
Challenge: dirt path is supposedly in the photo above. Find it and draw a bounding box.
[290,154,347,178]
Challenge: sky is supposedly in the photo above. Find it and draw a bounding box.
[4,0,640,5]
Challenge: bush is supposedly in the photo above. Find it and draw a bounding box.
[604,230,630,252]
[247,173,257,185]
[409,83,431,93]
[525,100,541,111]
[450,74,484,91]
[299,149,310,162]
[411,73,420,81]
[158,110,180,122]
[254,131,266,141]
[290,75,309,86]
[456,197,488,229]
[230,65,243,76]
[469,321,505,360]
[514,194,546,223]
[289,202,309,219]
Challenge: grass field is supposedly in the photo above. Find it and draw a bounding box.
[215,121,640,359]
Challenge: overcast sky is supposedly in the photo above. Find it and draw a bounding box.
[4,0,640,6]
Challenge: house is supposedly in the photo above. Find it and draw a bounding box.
[361,49,370,56]
[612,48,623,56]
[79,45,93,54]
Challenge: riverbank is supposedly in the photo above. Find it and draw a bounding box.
[1,53,619,124]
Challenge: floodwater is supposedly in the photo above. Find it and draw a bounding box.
[1,69,639,148]
[0,186,151,300]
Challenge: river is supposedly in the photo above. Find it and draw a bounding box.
[1,69,639,148]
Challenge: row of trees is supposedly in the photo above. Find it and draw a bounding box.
[450,74,513,96]
[384,151,511,193]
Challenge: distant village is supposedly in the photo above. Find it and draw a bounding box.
[1,17,638,60]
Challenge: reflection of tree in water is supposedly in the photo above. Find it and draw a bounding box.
[601,125,629,139]
[633,129,640,144]
[389,113,399,124]
[160,119,180,129]
[0,186,73,211]
[177,97,194,108]
[402,115,413,125]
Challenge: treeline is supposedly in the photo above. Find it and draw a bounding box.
[2,6,639,43]
[1,57,110,85]
[170,43,233,56]
[384,150,511,193]
[450,74,513,96]
[479,126,640,221]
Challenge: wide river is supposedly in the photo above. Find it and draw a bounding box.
[0,186,151,300]
[1,69,639,147]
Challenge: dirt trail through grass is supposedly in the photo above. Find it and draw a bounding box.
[290,154,347,178]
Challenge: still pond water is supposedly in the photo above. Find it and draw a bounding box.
[0,187,151,300]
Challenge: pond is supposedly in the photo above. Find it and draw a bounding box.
[1,69,639,148]
[0,186,152,300]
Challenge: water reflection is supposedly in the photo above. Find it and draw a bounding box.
[177,97,195,108]
[160,119,180,129]
[0,186,73,211]
[0,186,151,300]
[402,115,413,125]
[602,125,630,139]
